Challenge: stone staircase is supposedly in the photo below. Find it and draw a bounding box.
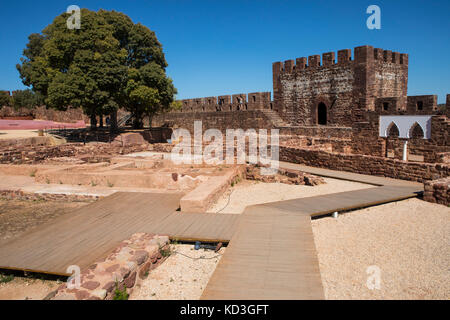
[261,110,289,128]
[117,113,132,127]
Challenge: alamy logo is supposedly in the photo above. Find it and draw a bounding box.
[66,5,81,30]
[66,265,81,289]
[366,265,381,290]
[366,5,381,30]
[170,121,279,175]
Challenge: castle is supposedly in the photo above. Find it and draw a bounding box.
[154,45,449,170]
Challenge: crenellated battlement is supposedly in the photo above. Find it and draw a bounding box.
[176,92,273,113]
[273,45,408,74]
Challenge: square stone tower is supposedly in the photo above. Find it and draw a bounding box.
[272,45,409,126]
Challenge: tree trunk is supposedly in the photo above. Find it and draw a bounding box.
[109,109,118,133]
[99,113,103,128]
[90,114,97,131]
[148,113,154,129]
[132,113,144,129]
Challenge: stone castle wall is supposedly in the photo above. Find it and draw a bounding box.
[176,92,273,113]
[153,110,278,133]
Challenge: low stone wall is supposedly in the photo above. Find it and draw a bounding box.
[180,165,245,213]
[245,165,325,186]
[280,135,353,154]
[36,161,204,190]
[0,136,54,148]
[280,146,449,182]
[151,143,175,153]
[0,142,151,164]
[279,126,353,139]
[423,177,450,206]
[51,233,169,300]
[0,106,88,123]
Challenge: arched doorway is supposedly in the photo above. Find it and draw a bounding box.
[317,102,327,125]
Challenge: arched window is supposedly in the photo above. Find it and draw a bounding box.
[317,102,327,125]
[409,122,424,139]
[387,122,399,137]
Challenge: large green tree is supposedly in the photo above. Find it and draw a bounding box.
[17,9,176,130]
[98,10,177,128]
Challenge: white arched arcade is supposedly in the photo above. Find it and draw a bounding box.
[379,115,433,161]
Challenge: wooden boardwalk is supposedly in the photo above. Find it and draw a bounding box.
[201,173,422,300]
[264,185,421,217]
[0,162,424,299]
[0,192,240,275]
[202,206,324,299]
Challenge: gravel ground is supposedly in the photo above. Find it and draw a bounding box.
[208,178,373,214]
[311,198,450,300]
[130,244,225,300]
[0,276,60,300]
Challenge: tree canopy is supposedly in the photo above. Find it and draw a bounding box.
[0,91,12,108]
[12,89,44,109]
[0,90,43,109]
[17,9,177,130]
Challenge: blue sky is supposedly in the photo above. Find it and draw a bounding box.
[0,0,449,102]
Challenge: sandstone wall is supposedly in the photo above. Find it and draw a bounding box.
[153,110,277,133]
[0,106,87,123]
[280,146,449,182]
[423,177,450,206]
[177,92,272,113]
[0,142,150,164]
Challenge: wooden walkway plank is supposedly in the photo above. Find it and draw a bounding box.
[263,186,420,217]
[201,207,324,300]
